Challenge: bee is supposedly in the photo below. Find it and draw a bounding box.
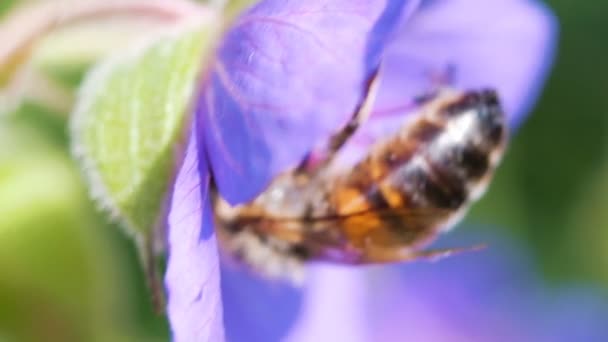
[213,76,507,281]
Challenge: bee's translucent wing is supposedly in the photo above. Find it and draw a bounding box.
[359,241,486,264]
[257,207,477,264]
[198,0,415,204]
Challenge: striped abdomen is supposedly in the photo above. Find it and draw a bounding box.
[329,90,507,248]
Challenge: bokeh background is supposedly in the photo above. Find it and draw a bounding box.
[1,0,607,341]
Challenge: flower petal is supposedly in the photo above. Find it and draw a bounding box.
[165,125,225,342]
[221,264,302,342]
[199,0,419,203]
[286,265,371,342]
[378,0,557,126]
[281,232,608,341]
[368,232,608,342]
[340,0,558,163]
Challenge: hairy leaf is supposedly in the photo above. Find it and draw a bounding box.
[71,19,219,252]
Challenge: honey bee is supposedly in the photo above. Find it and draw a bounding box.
[213,77,507,281]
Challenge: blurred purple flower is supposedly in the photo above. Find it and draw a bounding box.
[297,231,608,342]
[164,0,572,341]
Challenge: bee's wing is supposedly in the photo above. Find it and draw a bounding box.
[260,207,482,264]
[359,241,486,264]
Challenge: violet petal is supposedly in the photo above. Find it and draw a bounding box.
[285,265,371,342]
[338,0,558,164]
[200,0,419,203]
[369,232,608,342]
[274,234,608,341]
[221,264,302,342]
[377,0,558,127]
[165,124,224,342]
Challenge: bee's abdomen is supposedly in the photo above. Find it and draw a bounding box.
[337,90,507,217]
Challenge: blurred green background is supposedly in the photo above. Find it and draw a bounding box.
[471,0,608,286]
[0,0,607,341]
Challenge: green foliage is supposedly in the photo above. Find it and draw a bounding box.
[468,0,608,286]
[70,23,218,246]
[0,117,139,341]
[564,161,608,285]
[0,0,16,18]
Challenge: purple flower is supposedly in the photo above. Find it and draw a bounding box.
[288,231,608,342]
[164,0,570,341]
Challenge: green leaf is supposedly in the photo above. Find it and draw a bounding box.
[70,20,220,266]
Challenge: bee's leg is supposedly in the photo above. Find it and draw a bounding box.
[360,240,486,264]
[429,63,456,89]
[409,63,458,105]
[296,70,381,173]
